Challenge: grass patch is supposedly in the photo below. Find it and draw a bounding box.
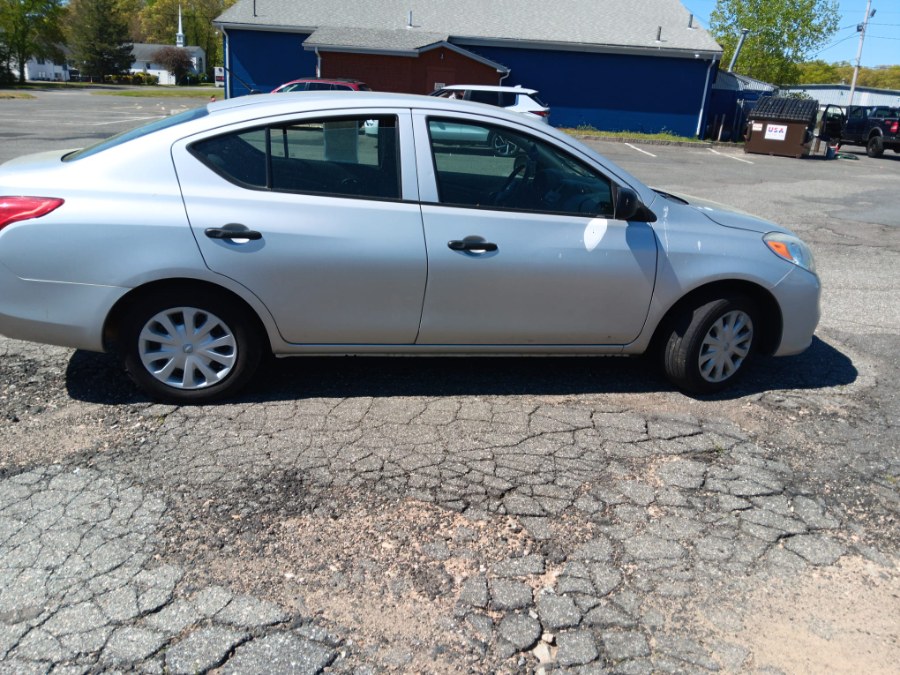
[0,82,217,100]
[563,125,706,144]
[93,88,219,99]
[0,90,37,99]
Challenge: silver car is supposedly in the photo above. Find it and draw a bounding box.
[0,92,819,403]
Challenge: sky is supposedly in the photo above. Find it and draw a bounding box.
[683,0,899,67]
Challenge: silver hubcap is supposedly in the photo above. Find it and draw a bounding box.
[698,310,753,383]
[138,307,237,390]
[492,134,517,156]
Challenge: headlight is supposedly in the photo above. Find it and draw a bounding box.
[764,232,816,273]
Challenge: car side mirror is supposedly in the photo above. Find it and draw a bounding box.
[615,187,655,222]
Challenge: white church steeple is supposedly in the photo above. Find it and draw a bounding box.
[176,5,185,48]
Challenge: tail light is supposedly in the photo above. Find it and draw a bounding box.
[0,197,64,231]
[530,110,549,117]
[890,121,899,134]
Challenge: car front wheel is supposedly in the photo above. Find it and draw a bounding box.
[120,289,262,403]
[663,296,757,394]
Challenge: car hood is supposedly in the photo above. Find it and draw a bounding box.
[657,190,793,236]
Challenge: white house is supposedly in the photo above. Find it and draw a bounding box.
[18,55,71,81]
[129,43,205,85]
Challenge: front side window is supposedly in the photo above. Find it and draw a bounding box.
[190,115,400,199]
[427,118,613,217]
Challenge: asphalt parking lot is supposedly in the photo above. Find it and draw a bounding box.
[1,87,898,674]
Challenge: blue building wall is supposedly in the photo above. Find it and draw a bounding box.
[707,89,770,142]
[464,45,715,137]
[221,30,717,137]
[225,29,316,96]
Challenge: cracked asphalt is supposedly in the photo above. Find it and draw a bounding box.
[1,88,898,673]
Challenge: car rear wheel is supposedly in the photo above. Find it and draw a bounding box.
[662,296,757,394]
[866,135,884,157]
[120,288,262,403]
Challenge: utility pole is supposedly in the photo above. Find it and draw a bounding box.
[848,0,875,107]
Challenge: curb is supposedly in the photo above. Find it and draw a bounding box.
[565,133,743,149]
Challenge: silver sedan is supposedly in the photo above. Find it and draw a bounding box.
[0,92,820,403]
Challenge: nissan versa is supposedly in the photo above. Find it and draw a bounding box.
[0,93,820,403]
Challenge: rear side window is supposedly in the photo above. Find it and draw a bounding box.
[189,115,401,200]
[465,90,518,108]
[467,90,499,106]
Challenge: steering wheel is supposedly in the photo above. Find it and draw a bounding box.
[491,163,526,205]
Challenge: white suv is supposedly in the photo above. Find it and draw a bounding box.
[430,85,550,123]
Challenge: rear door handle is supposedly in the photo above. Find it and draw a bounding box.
[448,236,498,253]
[205,223,262,241]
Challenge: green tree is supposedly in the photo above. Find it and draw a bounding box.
[68,0,134,79]
[796,59,840,84]
[0,0,65,84]
[795,61,900,90]
[115,0,147,43]
[710,0,840,85]
[860,65,900,90]
[0,29,11,82]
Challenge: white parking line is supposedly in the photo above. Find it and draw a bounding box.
[84,116,162,126]
[625,143,657,157]
[708,148,754,164]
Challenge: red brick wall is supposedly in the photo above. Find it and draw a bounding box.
[321,47,502,93]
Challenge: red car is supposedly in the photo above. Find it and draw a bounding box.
[272,77,372,93]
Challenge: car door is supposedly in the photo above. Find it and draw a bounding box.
[820,105,845,142]
[412,112,657,345]
[171,109,426,345]
[843,106,868,142]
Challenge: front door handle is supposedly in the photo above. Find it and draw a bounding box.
[205,223,262,241]
[448,236,498,253]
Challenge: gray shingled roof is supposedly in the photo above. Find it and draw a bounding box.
[216,0,721,57]
[304,27,448,53]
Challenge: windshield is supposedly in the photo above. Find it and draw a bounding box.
[64,105,210,161]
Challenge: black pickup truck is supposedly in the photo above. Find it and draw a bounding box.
[821,104,900,157]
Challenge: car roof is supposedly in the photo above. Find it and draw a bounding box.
[209,90,537,119]
[438,84,538,95]
[279,77,367,85]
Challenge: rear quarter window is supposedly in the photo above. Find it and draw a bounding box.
[64,106,209,161]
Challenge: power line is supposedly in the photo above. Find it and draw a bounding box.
[812,33,858,56]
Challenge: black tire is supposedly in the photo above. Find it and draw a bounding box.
[662,296,758,394]
[119,288,263,404]
[866,135,884,158]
